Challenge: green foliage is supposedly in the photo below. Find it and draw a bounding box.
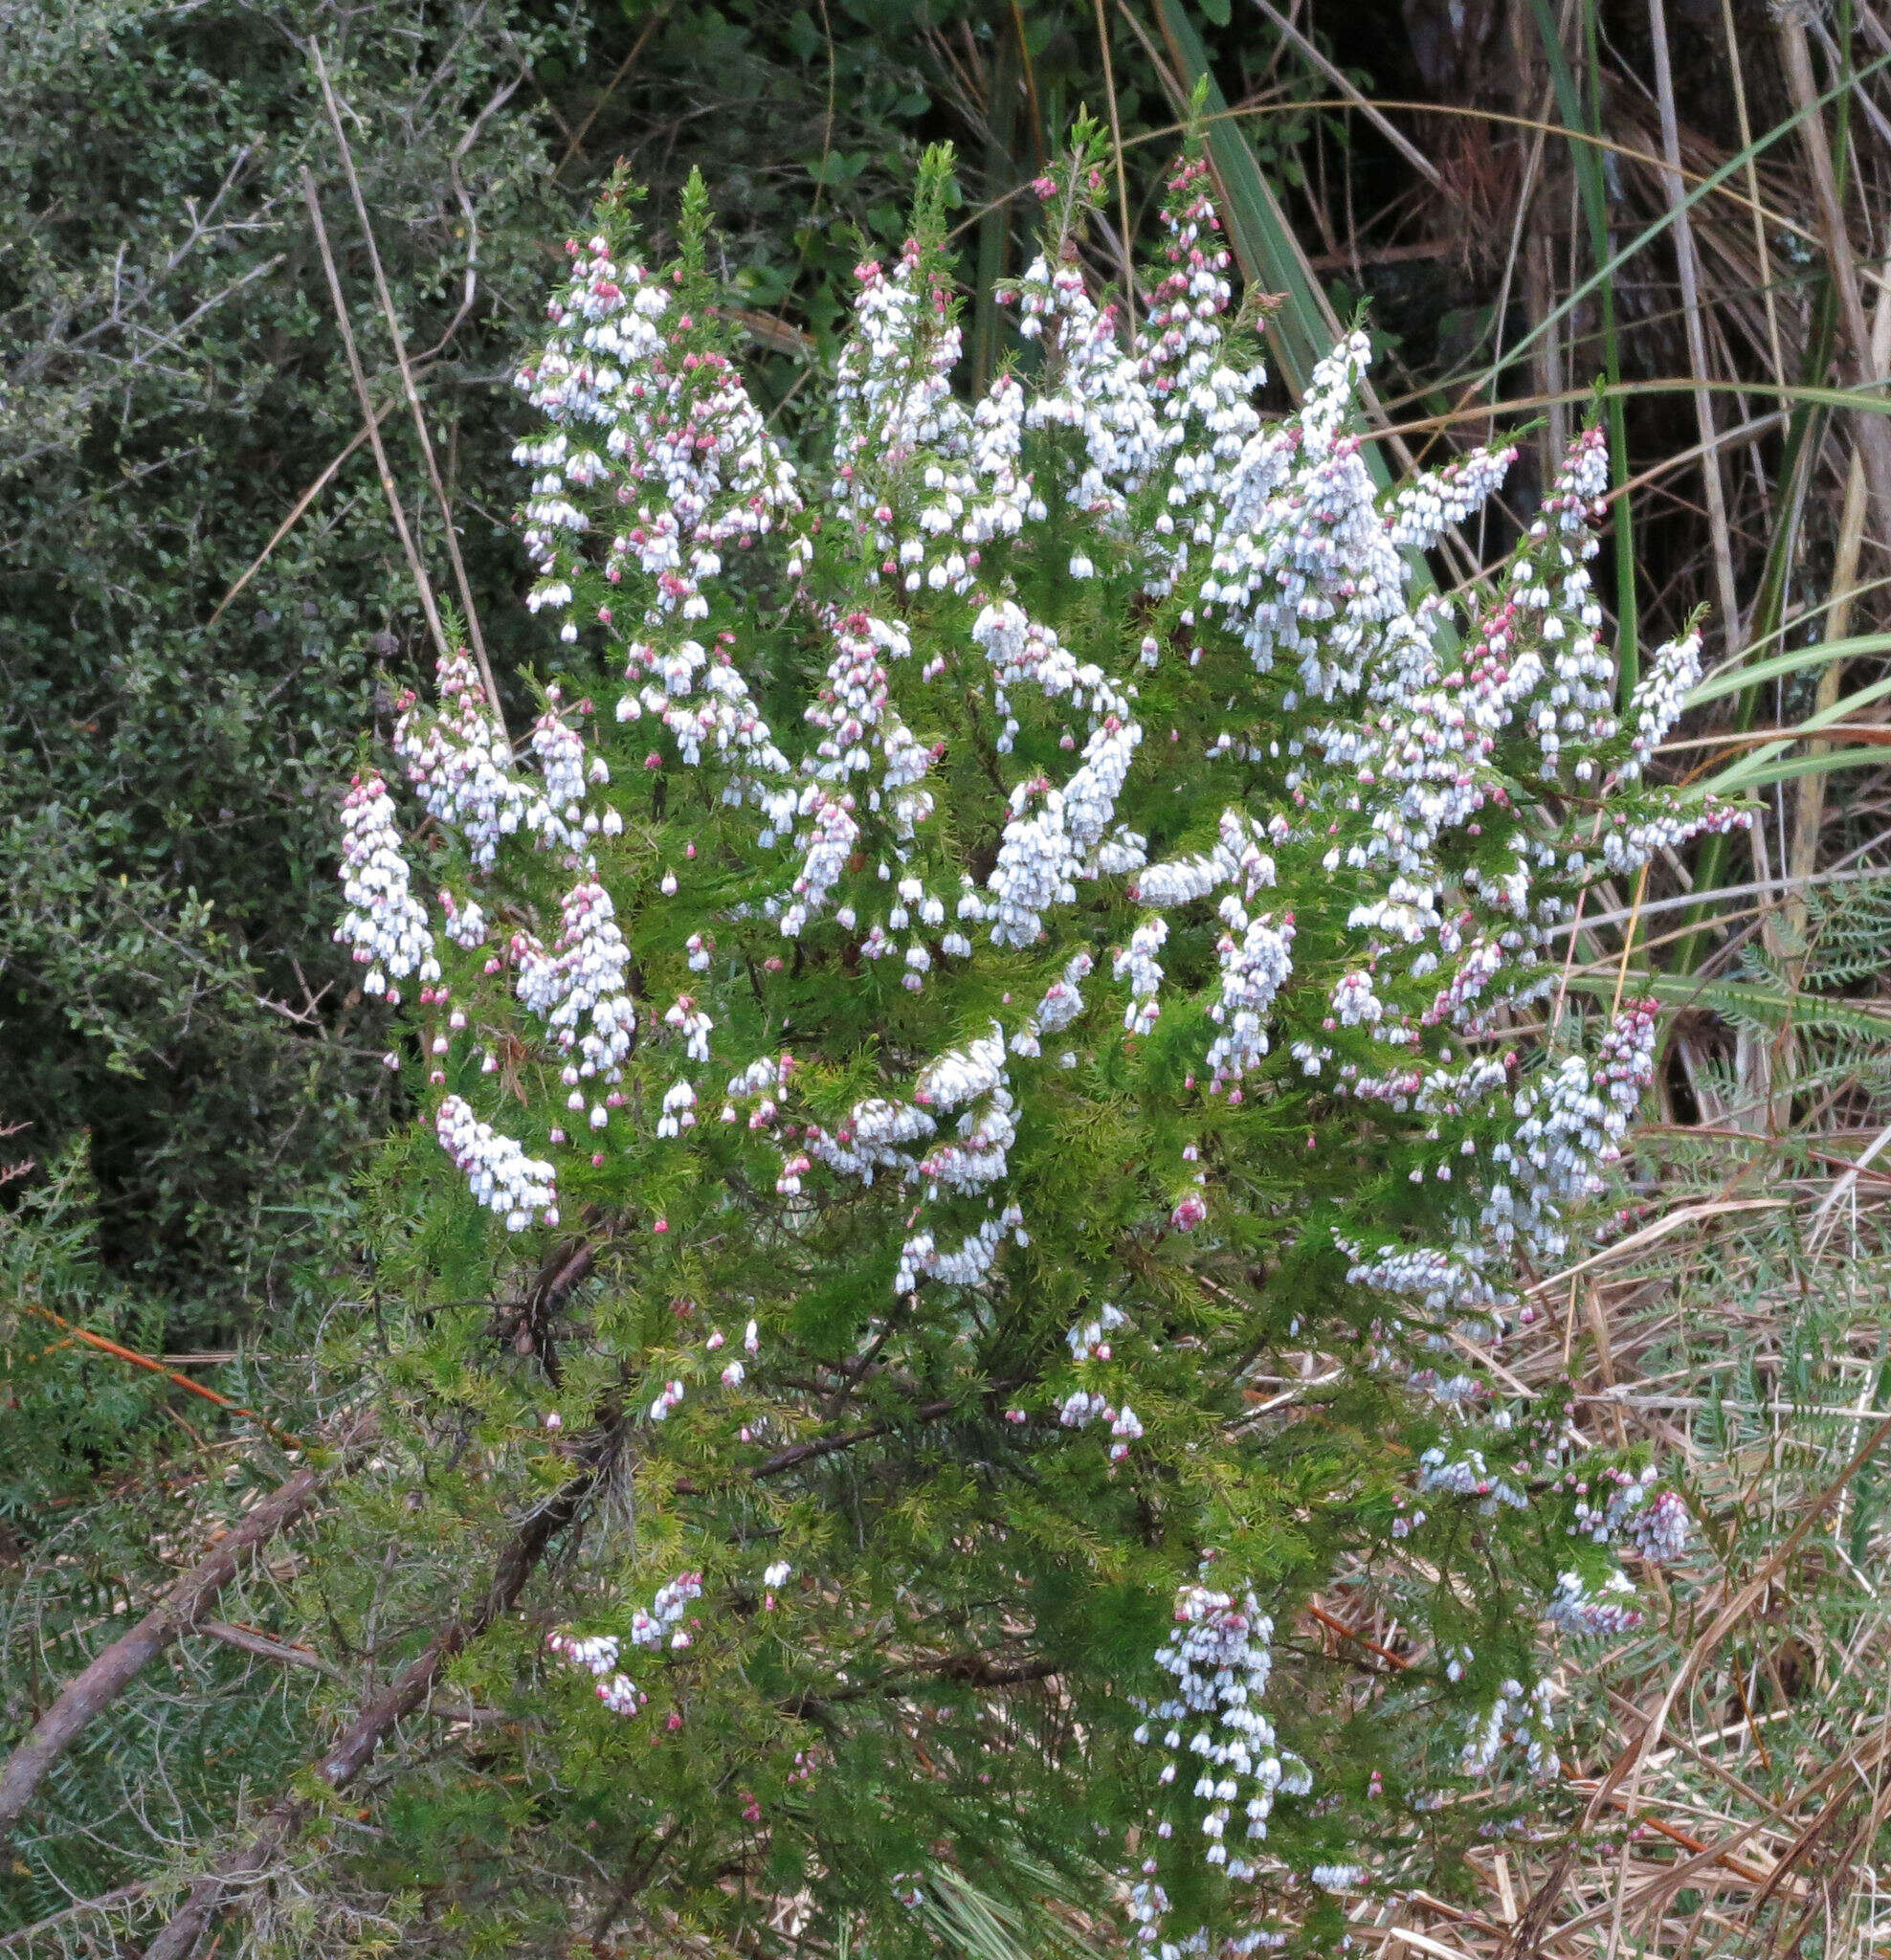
[0,1139,173,1520]
[0,0,589,1341]
[0,1141,331,1919]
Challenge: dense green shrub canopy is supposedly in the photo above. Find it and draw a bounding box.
[0,2,590,1346]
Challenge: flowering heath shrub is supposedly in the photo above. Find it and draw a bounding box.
[345,129,1740,1953]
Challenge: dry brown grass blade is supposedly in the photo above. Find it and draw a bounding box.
[1742,1721,1891,1916]
[1521,1199,1792,1298]
[1780,15,1891,541]
[1564,1778,1773,1887]
[1719,0,1787,384]
[311,42,507,736]
[1592,1412,1891,1812]
[1118,100,1864,269]
[1788,274,1891,961]
[300,168,453,670]
[1646,0,1742,662]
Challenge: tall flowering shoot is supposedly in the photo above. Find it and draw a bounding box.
[352,136,1735,1953]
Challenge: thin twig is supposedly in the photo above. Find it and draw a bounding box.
[1647,0,1742,662]
[207,404,397,627]
[198,1619,346,1680]
[1249,0,1441,189]
[1092,0,1136,326]
[556,7,672,175]
[14,1298,294,1444]
[0,1882,153,1951]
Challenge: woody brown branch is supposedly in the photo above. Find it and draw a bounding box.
[0,1453,347,1836]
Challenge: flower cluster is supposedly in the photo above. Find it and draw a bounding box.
[1545,1569,1642,1638]
[1459,1676,1559,1779]
[545,1629,646,1715]
[335,772,435,1001]
[515,198,805,634]
[1129,1585,1309,1952]
[515,877,637,1082]
[546,1570,707,1719]
[1569,1464,1692,1563]
[630,1570,704,1647]
[394,649,538,867]
[434,1095,557,1232]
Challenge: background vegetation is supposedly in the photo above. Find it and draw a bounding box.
[7,1,1891,1953]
